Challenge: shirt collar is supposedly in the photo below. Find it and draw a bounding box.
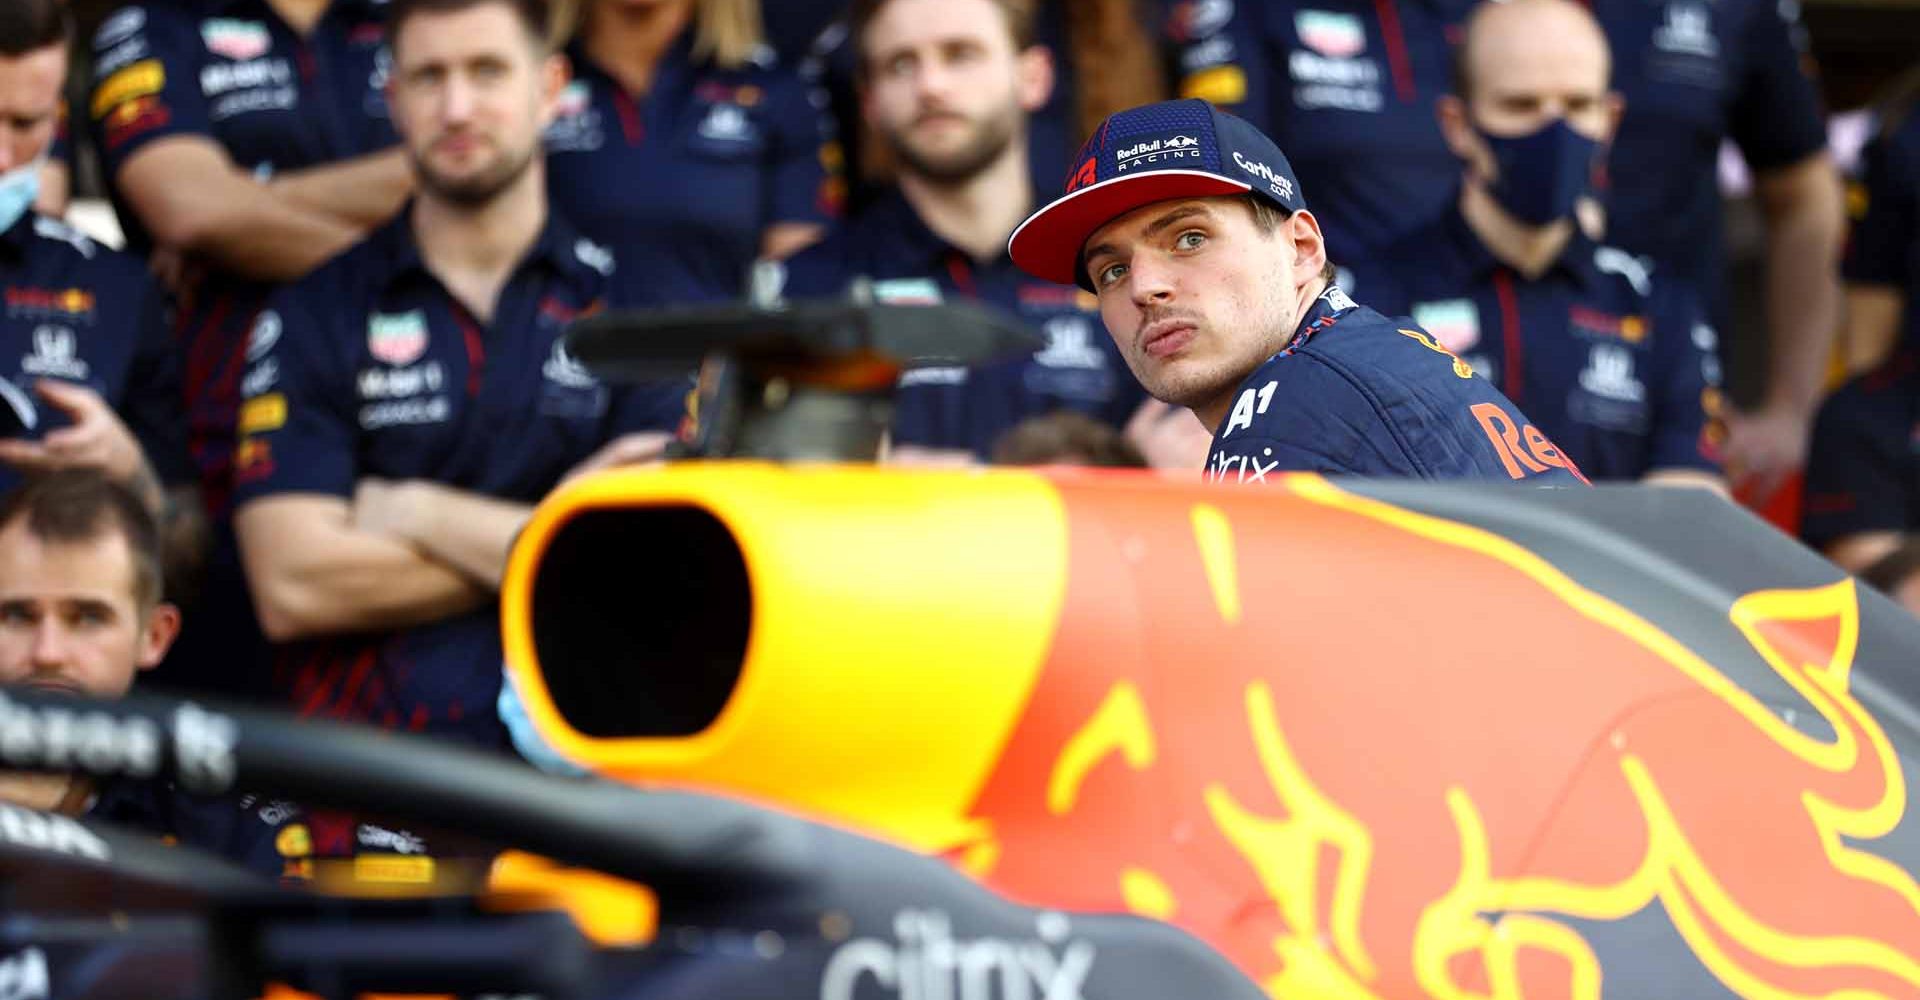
[1438,193,1603,291]
[1281,283,1363,354]
[567,29,699,100]
[372,203,600,293]
[854,187,1033,274]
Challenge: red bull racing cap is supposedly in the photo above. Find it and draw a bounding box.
[1008,98,1306,291]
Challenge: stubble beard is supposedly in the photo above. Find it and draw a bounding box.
[415,138,539,208]
[883,102,1020,185]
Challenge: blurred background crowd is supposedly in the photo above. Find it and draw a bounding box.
[2,0,1919,769]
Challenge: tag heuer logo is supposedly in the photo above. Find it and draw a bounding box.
[368,311,428,366]
[1412,299,1481,353]
[201,19,272,62]
[1296,10,1366,58]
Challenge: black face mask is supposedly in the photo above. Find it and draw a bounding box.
[1476,118,1602,225]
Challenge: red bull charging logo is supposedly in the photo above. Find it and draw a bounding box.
[959,475,1920,998]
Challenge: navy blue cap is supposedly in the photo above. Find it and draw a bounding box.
[1009,99,1306,290]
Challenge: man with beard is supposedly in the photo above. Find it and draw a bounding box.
[230,0,682,750]
[766,0,1169,467]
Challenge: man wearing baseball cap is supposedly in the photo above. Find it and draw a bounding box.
[1008,98,1588,485]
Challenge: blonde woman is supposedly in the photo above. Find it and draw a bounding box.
[545,0,841,303]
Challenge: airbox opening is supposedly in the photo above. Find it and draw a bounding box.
[530,505,750,738]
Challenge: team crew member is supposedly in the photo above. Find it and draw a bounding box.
[1594,0,1842,497]
[233,0,681,749]
[772,0,1149,463]
[1799,350,1920,575]
[1166,0,1475,267]
[1349,0,1723,485]
[804,0,1168,214]
[0,470,307,881]
[0,0,200,592]
[87,0,413,514]
[1009,98,1586,484]
[1837,101,1920,374]
[544,0,839,303]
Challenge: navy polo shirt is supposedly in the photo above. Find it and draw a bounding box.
[0,212,189,494]
[88,0,397,514]
[1844,111,1920,348]
[545,36,839,305]
[1168,0,1476,266]
[1800,352,1920,550]
[231,211,684,748]
[89,780,310,881]
[1206,285,1589,485]
[775,189,1148,458]
[1596,0,1827,300]
[1347,203,1723,481]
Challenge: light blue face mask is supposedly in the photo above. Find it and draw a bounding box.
[0,152,48,234]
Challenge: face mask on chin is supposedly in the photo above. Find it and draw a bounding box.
[0,151,48,234]
[1475,117,1602,226]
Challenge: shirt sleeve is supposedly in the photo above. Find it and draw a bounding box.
[87,5,213,178]
[1645,282,1724,473]
[1725,0,1826,173]
[230,291,360,504]
[1800,381,1911,548]
[118,273,193,487]
[1168,0,1267,124]
[761,69,843,228]
[1843,122,1918,287]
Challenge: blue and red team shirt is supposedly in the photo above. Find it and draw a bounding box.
[1166,0,1827,291]
[230,212,684,749]
[88,780,311,881]
[1594,0,1827,307]
[545,35,841,305]
[1205,285,1589,484]
[1346,203,1724,481]
[775,189,1149,458]
[1167,0,1476,267]
[1843,109,1920,349]
[0,213,190,495]
[87,0,397,517]
[1800,351,1920,552]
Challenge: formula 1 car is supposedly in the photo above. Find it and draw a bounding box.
[1,302,1916,999]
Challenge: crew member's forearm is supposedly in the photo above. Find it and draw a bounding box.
[267,148,413,230]
[236,500,490,641]
[405,483,535,589]
[1757,158,1846,414]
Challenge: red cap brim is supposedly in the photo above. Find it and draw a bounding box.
[1008,171,1253,288]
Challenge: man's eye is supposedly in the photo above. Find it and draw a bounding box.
[1095,262,1128,288]
[0,607,30,626]
[1175,230,1206,250]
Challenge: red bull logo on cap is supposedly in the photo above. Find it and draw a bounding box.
[957,475,1920,999]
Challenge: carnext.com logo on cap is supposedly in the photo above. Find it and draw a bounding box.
[1232,150,1294,201]
[1115,134,1200,171]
